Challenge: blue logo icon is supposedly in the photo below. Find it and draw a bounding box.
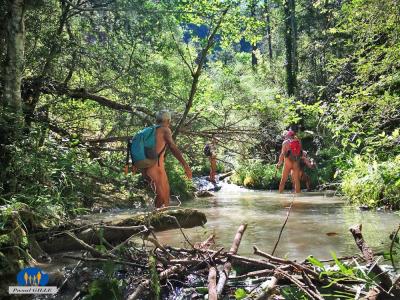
[17,267,49,286]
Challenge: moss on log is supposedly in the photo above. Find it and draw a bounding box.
[39,209,207,254]
[113,209,207,230]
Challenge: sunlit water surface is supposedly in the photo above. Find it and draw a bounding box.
[154,184,399,260]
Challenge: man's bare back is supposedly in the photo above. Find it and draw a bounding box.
[143,115,191,208]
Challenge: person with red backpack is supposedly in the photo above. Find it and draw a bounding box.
[276,130,302,193]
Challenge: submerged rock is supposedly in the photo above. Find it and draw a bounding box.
[195,190,214,197]
[193,176,222,193]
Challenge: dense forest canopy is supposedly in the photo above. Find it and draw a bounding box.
[0,0,399,216]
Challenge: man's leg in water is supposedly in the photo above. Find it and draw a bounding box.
[279,161,292,193]
[292,162,301,193]
[145,167,170,208]
[209,156,217,183]
[159,170,170,207]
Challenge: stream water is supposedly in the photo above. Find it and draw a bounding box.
[153,183,399,260]
[37,183,400,299]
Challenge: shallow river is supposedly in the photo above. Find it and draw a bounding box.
[154,184,399,260]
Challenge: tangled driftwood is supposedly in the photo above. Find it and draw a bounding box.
[22,211,400,300]
[121,223,400,299]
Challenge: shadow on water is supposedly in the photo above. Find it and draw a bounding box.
[156,183,400,260]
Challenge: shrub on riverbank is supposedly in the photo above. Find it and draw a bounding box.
[232,160,281,189]
[341,155,400,209]
[191,158,225,177]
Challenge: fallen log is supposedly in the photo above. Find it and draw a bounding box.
[218,171,233,181]
[111,209,207,230]
[39,209,207,253]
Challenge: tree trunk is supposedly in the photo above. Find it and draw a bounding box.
[284,0,297,96]
[290,0,298,79]
[252,44,258,67]
[23,1,70,127]
[3,0,25,114]
[1,0,26,193]
[250,0,258,67]
[264,0,273,61]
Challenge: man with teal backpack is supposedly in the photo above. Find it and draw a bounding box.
[127,110,192,208]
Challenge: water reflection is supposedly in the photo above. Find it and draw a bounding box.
[156,184,400,260]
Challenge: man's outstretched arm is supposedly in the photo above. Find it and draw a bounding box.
[276,143,287,168]
[163,128,192,179]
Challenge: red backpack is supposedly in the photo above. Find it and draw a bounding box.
[288,139,302,160]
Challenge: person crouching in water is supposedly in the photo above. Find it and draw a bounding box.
[276,130,302,193]
[298,151,316,191]
[143,110,192,208]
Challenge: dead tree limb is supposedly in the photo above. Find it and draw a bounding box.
[254,275,279,300]
[275,268,321,300]
[230,269,274,280]
[302,271,324,300]
[349,224,398,294]
[62,255,147,268]
[64,231,117,259]
[271,198,294,255]
[127,265,185,300]
[195,234,215,250]
[216,223,248,297]
[253,245,319,278]
[390,224,400,272]
[208,266,217,300]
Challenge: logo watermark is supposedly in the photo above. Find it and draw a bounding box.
[9,267,58,295]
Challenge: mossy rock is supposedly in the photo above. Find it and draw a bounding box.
[114,209,207,230]
[243,176,255,187]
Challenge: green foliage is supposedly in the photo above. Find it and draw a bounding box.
[84,278,123,300]
[165,156,195,201]
[1,129,119,220]
[234,288,247,300]
[341,155,400,208]
[232,160,280,189]
[306,253,376,299]
[390,226,400,269]
[281,286,309,300]
[191,158,225,177]
[323,0,400,162]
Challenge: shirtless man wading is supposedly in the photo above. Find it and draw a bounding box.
[144,110,192,208]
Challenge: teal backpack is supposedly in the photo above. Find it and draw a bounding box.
[126,125,165,169]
